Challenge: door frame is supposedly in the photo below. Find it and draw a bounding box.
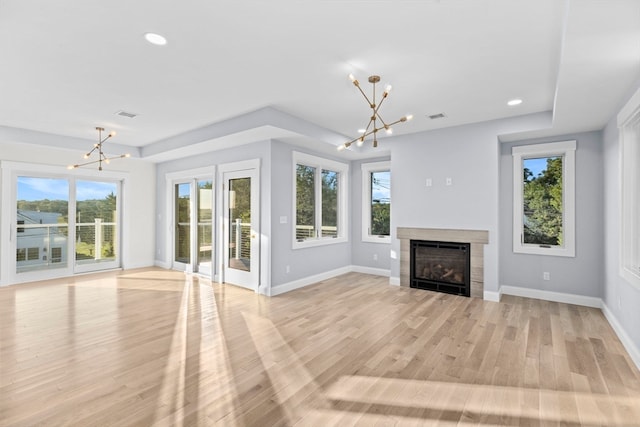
[218,159,261,292]
[165,166,216,277]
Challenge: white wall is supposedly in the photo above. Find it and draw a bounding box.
[499,131,604,299]
[602,81,640,367]
[0,140,156,283]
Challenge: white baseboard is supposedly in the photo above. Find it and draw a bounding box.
[154,260,171,269]
[601,303,640,371]
[389,276,400,286]
[497,285,640,371]
[483,290,501,302]
[271,265,392,296]
[271,266,352,296]
[500,285,602,308]
[350,265,391,277]
[122,261,156,270]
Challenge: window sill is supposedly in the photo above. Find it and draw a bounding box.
[362,235,391,244]
[513,244,575,258]
[293,236,347,250]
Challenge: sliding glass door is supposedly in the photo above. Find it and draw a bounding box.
[14,175,122,279]
[75,180,121,273]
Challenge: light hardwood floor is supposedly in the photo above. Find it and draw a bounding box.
[1,268,639,426]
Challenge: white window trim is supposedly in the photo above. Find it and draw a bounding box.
[292,151,348,249]
[0,161,129,286]
[512,140,576,257]
[361,161,391,244]
[618,88,640,290]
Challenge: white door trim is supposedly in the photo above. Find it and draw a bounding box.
[219,159,260,292]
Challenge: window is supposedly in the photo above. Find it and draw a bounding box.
[16,248,26,262]
[512,140,575,257]
[27,247,39,260]
[51,247,62,263]
[618,88,640,288]
[361,161,391,243]
[293,152,348,248]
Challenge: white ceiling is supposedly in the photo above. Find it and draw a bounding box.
[0,0,638,159]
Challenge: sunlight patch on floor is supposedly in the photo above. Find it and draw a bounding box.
[325,375,640,425]
[244,312,640,426]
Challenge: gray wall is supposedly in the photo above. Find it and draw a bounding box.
[499,131,604,297]
[602,80,640,359]
[155,140,272,281]
[350,156,392,272]
[387,114,548,293]
[155,138,352,293]
[269,140,351,290]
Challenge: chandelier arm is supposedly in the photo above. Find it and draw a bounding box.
[86,145,100,156]
[349,128,376,145]
[374,91,391,117]
[104,154,130,161]
[346,135,362,145]
[387,117,407,126]
[70,158,104,169]
[362,117,375,137]
[354,83,374,107]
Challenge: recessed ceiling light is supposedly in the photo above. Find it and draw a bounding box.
[507,98,523,106]
[144,32,167,46]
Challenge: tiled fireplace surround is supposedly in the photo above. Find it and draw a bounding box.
[397,227,489,299]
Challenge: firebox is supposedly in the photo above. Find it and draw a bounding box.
[410,240,470,297]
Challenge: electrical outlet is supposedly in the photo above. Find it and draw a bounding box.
[373,254,378,261]
[426,178,432,187]
[543,272,550,281]
[286,265,290,274]
[446,177,452,186]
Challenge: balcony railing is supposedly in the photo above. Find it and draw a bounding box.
[295,225,338,240]
[230,220,251,259]
[75,220,117,262]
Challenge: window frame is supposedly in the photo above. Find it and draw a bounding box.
[0,160,127,286]
[512,140,576,257]
[618,88,640,289]
[292,151,348,249]
[361,161,391,244]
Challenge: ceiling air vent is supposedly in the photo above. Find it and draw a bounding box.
[427,113,446,120]
[115,110,138,119]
